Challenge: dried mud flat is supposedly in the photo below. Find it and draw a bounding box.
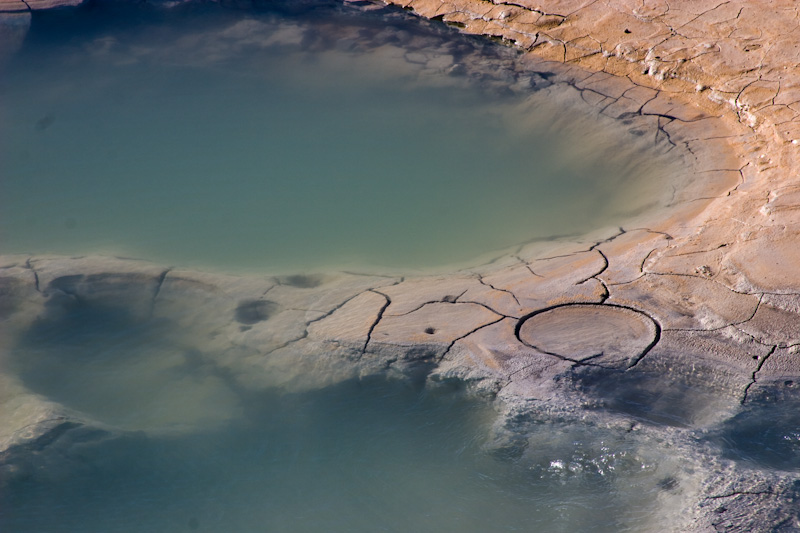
[4,1,800,531]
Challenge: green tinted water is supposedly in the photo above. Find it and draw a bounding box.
[1,382,676,533]
[0,3,676,273]
[1,295,682,533]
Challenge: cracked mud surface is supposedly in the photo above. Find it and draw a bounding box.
[516,303,660,368]
[4,0,800,531]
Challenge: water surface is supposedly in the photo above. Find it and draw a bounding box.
[711,399,800,471]
[0,291,692,532]
[0,3,678,272]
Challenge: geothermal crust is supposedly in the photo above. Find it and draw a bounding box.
[4,1,800,531]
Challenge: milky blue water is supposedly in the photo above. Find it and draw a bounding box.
[2,299,680,533]
[0,3,675,273]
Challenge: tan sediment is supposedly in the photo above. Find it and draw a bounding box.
[365,0,800,390]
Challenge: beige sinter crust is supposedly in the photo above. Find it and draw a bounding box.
[374,0,800,402]
[4,1,800,531]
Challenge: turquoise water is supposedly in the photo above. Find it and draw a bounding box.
[0,3,675,273]
[1,294,681,532]
[1,381,672,533]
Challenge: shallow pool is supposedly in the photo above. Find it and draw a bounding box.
[3,302,684,532]
[0,2,678,273]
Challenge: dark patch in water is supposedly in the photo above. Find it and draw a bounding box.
[22,296,140,350]
[709,401,800,471]
[532,70,556,80]
[572,367,725,428]
[658,476,679,491]
[46,274,84,295]
[234,299,278,324]
[277,274,325,288]
[35,113,55,131]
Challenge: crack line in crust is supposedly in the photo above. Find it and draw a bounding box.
[514,302,661,369]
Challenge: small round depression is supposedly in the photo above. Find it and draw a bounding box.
[517,303,659,367]
[9,297,241,432]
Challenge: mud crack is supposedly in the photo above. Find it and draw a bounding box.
[361,289,391,355]
[24,258,41,293]
[515,302,661,369]
[741,344,777,404]
[439,315,506,362]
